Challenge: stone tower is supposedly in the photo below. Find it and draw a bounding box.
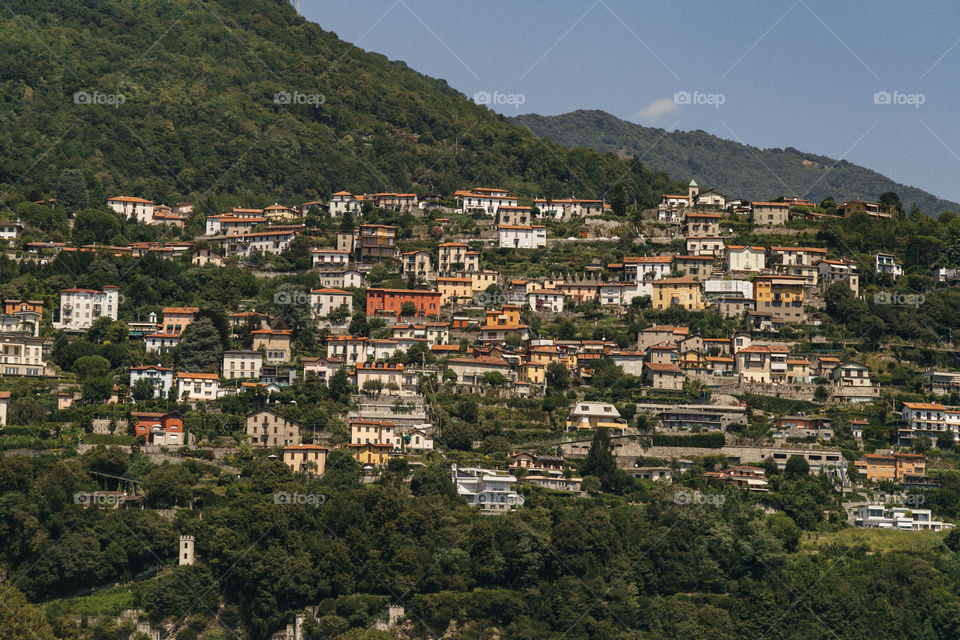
[179,535,195,566]
[688,179,699,207]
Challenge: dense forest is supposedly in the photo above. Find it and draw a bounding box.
[6,447,960,640]
[514,110,960,214]
[0,0,681,214]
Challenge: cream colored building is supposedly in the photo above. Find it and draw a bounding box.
[222,350,263,380]
[246,409,301,448]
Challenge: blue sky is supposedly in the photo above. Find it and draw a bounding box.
[302,0,960,204]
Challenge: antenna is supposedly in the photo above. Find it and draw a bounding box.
[295,0,302,15]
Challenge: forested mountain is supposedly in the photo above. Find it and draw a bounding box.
[0,0,681,212]
[514,110,960,214]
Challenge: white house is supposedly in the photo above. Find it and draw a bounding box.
[498,224,546,249]
[624,256,673,282]
[129,365,174,398]
[309,288,353,319]
[0,220,24,241]
[686,236,725,257]
[311,249,350,268]
[875,252,903,279]
[107,196,155,224]
[329,191,362,217]
[145,333,181,354]
[526,289,564,313]
[177,372,220,402]
[53,286,120,331]
[220,228,300,257]
[450,464,523,514]
[222,350,264,380]
[402,427,434,451]
[854,505,953,531]
[726,246,766,272]
[456,188,518,215]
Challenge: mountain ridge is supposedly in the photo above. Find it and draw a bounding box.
[0,1,681,213]
[512,109,960,213]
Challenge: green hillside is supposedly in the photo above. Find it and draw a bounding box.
[513,109,960,214]
[0,0,681,212]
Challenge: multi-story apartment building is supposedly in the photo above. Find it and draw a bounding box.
[497,224,546,249]
[53,286,120,331]
[365,288,442,319]
[350,419,399,448]
[246,409,301,447]
[400,250,434,280]
[358,224,398,263]
[129,365,174,398]
[252,329,293,364]
[752,275,805,323]
[0,333,49,376]
[726,246,766,272]
[751,201,789,226]
[106,196,155,224]
[309,289,353,319]
[176,372,220,402]
[651,278,704,311]
[222,350,264,380]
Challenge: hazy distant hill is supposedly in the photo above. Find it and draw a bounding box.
[514,110,959,213]
[0,1,681,210]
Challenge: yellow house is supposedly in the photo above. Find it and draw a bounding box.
[520,361,546,384]
[346,442,393,467]
[283,444,328,475]
[753,275,805,322]
[485,304,522,327]
[467,270,499,294]
[252,329,293,364]
[651,278,704,311]
[437,277,474,305]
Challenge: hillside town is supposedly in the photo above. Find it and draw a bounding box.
[1,180,952,524]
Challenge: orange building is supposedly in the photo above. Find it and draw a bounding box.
[161,306,199,336]
[365,288,442,319]
[854,453,926,482]
[4,299,43,319]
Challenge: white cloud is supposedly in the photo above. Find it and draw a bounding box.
[633,97,678,122]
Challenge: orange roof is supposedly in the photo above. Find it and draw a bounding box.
[653,277,700,285]
[771,246,827,253]
[310,288,351,294]
[447,356,509,366]
[752,201,789,207]
[162,307,199,315]
[177,372,219,380]
[108,195,153,204]
[902,402,947,410]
